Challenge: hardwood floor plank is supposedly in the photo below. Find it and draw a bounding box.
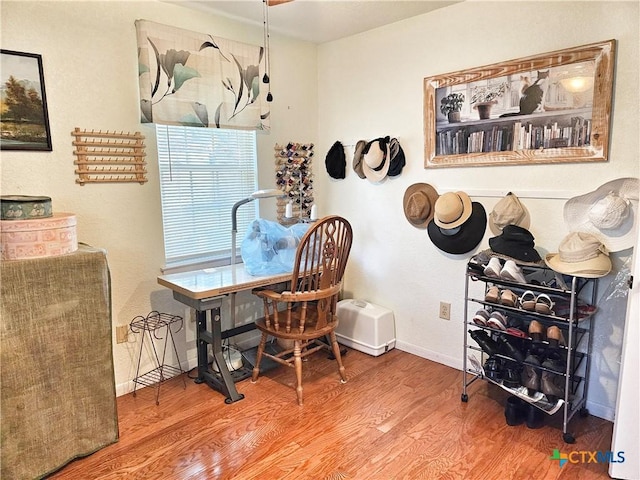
[48,348,613,480]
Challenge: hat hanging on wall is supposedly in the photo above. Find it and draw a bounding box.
[489,224,541,263]
[545,231,611,278]
[325,141,346,179]
[489,192,531,235]
[362,137,390,183]
[563,177,639,252]
[352,140,367,179]
[387,138,406,177]
[428,192,487,255]
[403,183,439,228]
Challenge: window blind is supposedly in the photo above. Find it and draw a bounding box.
[156,125,258,268]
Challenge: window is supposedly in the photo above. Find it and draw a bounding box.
[156,125,258,271]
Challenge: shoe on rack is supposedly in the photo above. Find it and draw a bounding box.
[500,260,527,284]
[484,356,502,381]
[485,285,501,303]
[483,257,502,278]
[541,357,566,403]
[528,320,545,343]
[472,309,491,326]
[519,290,537,311]
[502,363,522,389]
[487,311,508,330]
[521,354,541,395]
[546,326,566,348]
[505,396,525,426]
[469,329,500,357]
[497,335,525,363]
[500,289,518,307]
[525,403,545,429]
[535,294,555,315]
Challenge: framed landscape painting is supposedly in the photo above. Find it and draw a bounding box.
[1,50,52,151]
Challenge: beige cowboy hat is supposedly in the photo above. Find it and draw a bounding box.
[489,192,531,235]
[545,231,612,278]
[564,177,638,252]
[352,140,367,179]
[433,191,474,229]
[403,183,439,228]
[362,137,391,183]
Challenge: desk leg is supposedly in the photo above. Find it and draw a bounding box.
[194,308,245,404]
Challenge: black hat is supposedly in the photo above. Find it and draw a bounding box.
[325,141,346,179]
[388,138,406,177]
[428,202,487,255]
[489,224,542,262]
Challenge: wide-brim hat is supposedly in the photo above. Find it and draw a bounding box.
[428,202,487,255]
[545,231,612,278]
[403,183,439,228]
[564,177,639,252]
[388,138,406,177]
[352,140,367,179]
[489,192,531,235]
[433,191,473,229]
[489,224,541,262]
[362,137,390,183]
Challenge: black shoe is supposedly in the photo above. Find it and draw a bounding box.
[484,356,502,381]
[505,396,525,426]
[521,354,541,395]
[497,335,525,363]
[502,364,521,389]
[525,403,545,429]
[469,329,500,357]
[541,357,566,403]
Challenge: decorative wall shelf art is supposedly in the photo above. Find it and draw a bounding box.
[274,142,314,223]
[71,128,147,185]
[423,40,615,168]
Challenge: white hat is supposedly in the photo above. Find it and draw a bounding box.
[362,137,390,183]
[564,178,639,252]
[489,192,531,235]
[545,231,611,278]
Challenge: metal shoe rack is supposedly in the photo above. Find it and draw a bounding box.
[461,259,597,443]
[130,311,187,405]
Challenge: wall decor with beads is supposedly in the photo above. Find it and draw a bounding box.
[274,142,314,223]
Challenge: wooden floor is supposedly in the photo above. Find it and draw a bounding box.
[49,348,614,480]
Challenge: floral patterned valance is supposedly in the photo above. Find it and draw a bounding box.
[135,20,269,131]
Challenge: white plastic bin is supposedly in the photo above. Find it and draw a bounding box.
[335,299,396,356]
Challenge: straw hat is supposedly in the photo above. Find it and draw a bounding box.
[564,177,638,252]
[489,192,531,235]
[403,183,439,228]
[545,232,611,278]
[433,191,473,229]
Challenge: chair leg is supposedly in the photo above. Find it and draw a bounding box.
[329,331,347,383]
[251,332,268,382]
[294,340,303,405]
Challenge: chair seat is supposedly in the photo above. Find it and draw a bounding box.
[255,308,339,341]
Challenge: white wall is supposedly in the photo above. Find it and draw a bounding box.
[0,1,318,394]
[316,1,639,420]
[2,1,638,421]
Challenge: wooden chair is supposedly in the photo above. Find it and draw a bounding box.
[251,215,353,405]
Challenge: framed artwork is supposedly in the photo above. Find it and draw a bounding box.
[423,40,615,168]
[1,50,52,151]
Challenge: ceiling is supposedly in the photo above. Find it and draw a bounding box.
[170,1,460,44]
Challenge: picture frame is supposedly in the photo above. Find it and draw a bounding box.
[423,40,615,168]
[1,50,52,151]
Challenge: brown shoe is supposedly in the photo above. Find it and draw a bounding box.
[546,326,566,348]
[528,320,544,342]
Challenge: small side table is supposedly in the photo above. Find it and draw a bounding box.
[130,311,186,405]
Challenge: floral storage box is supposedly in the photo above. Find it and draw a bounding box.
[0,213,78,260]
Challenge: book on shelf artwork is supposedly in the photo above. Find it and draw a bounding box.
[434,61,595,157]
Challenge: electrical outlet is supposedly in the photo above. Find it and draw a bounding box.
[115,325,129,344]
[439,302,451,320]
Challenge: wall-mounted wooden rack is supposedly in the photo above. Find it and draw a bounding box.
[72,128,147,185]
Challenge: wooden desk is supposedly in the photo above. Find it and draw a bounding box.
[158,265,290,403]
